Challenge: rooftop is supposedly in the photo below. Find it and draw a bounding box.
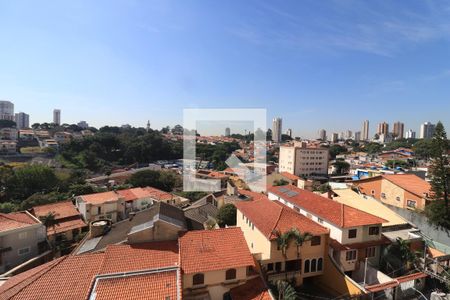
[382,174,431,198]
[229,276,272,300]
[235,192,329,240]
[268,185,387,228]
[0,211,40,233]
[78,191,121,205]
[179,227,255,274]
[31,201,80,220]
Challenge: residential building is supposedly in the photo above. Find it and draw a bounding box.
[353,174,432,210]
[179,228,256,299]
[225,127,231,137]
[183,196,219,230]
[377,122,389,136]
[235,190,329,286]
[0,211,47,273]
[53,109,61,125]
[77,120,89,129]
[53,131,72,143]
[362,120,369,141]
[405,129,416,139]
[319,129,326,141]
[75,191,125,223]
[116,186,176,212]
[0,141,17,154]
[393,122,404,139]
[354,131,361,142]
[0,127,18,140]
[279,141,329,177]
[0,100,14,121]
[30,201,87,243]
[272,117,282,143]
[286,128,292,138]
[331,133,339,143]
[14,112,29,129]
[420,122,435,139]
[346,130,352,140]
[268,185,387,274]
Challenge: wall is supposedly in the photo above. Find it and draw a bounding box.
[380,179,406,208]
[236,210,272,260]
[355,178,382,200]
[279,146,295,174]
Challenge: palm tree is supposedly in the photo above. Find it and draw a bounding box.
[275,280,298,300]
[273,228,312,257]
[288,228,312,258]
[39,212,59,235]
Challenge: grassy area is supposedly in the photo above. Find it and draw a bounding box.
[20,146,45,154]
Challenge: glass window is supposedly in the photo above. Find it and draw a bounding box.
[267,263,274,271]
[369,227,379,235]
[381,193,386,199]
[193,273,204,285]
[275,262,282,272]
[366,247,376,258]
[304,260,310,273]
[348,229,357,239]
[285,259,301,272]
[18,247,30,256]
[311,259,317,272]
[317,258,323,271]
[346,250,357,261]
[225,269,236,280]
[407,200,416,208]
[310,236,321,246]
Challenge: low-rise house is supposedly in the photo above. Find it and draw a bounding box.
[53,131,72,144]
[0,128,18,140]
[39,139,58,150]
[179,228,257,300]
[235,190,329,286]
[0,212,47,273]
[183,196,219,230]
[75,191,125,223]
[30,201,87,242]
[268,185,387,275]
[352,174,432,210]
[0,140,17,154]
[18,129,35,141]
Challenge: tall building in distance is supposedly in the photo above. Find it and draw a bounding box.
[354,131,361,142]
[272,117,282,143]
[346,130,353,140]
[77,121,89,129]
[420,122,435,139]
[405,129,416,139]
[331,133,339,143]
[377,122,389,135]
[286,128,292,138]
[225,127,231,137]
[318,129,327,141]
[0,100,14,121]
[53,109,61,125]
[361,120,369,141]
[15,112,30,129]
[392,121,404,139]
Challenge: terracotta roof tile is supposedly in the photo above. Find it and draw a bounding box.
[230,277,272,300]
[32,201,80,220]
[0,211,39,233]
[268,185,387,228]
[382,174,431,198]
[179,228,255,274]
[79,191,121,205]
[280,172,300,181]
[46,218,87,236]
[92,270,179,300]
[235,193,329,240]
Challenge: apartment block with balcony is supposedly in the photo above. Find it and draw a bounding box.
[279,141,329,178]
[235,190,329,286]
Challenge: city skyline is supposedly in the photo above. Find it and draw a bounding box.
[1,1,450,137]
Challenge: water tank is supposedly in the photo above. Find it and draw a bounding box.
[90,220,110,238]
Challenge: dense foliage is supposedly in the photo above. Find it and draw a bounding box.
[216,204,237,227]
[126,170,179,192]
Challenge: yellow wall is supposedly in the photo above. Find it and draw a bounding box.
[380,179,405,208]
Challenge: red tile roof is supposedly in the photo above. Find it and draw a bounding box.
[230,277,272,300]
[235,193,329,240]
[179,228,255,274]
[46,218,87,236]
[142,187,174,201]
[0,211,39,233]
[382,174,431,198]
[268,185,387,228]
[280,172,300,181]
[79,191,121,205]
[101,241,179,274]
[92,270,179,300]
[32,201,80,220]
[116,187,173,202]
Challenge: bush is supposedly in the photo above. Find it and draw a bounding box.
[217,204,237,227]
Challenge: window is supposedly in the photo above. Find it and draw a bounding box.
[18,247,30,256]
[225,269,236,280]
[275,262,282,272]
[193,273,204,285]
[371,190,375,195]
[311,259,317,272]
[318,218,323,224]
[396,196,401,201]
[366,247,376,258]
[346,250,357,261]
[407,200,416,208]
[369,227,379,235]
[348,229,357,239]
[97,207,101,214]
[285,259,301,272]
[317,258,323,271]
[381,193,386,199]
[18,232,27,239]
[311,236,321,246]
[304,260,310,273]
[267,263,274,272]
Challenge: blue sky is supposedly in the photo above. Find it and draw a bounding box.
[1,0,449,138]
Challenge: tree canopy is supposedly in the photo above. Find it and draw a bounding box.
[216,204,236,227]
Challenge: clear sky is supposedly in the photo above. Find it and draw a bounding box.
[1,0,449,138]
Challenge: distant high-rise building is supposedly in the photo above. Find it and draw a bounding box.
[377,122,389,135]
[77,121,89,129]
[362,120,369,141]
[319,129,327,141]
[331,133,339,143]
[53,109,61,125]
[340,132,345,140]
[393,122,404,139]
[420,122,435,139]
[225,127,231,137]
[146,120,151,132]
[0,100,14,121]
[346,130,353,140]
[354,131,361,142]
[286,128,292,138]
[405,129,416,139]
[15,112,29,129]
[272,117,282,143]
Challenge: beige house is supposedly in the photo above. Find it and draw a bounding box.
[235,190,329,286]
[279,141,329,178]
[75,191,125,223]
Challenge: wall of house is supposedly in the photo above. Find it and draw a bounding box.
[183,267,247,299]
[380,179,406,209]
[404,190,425,210]
[354,178,382,200]
[236,210,272,260]
[0,225,46,273]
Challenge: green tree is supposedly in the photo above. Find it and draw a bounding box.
[39,212,59,234]
[274,280,297,300]
[364,142,383,154]
[127,170,178,192]
[412,139,434,160]
[333,160,350,174]
[216,204,236,227]
[272,228,312,257]
[329,144,348,159]
[273,179,289,186]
